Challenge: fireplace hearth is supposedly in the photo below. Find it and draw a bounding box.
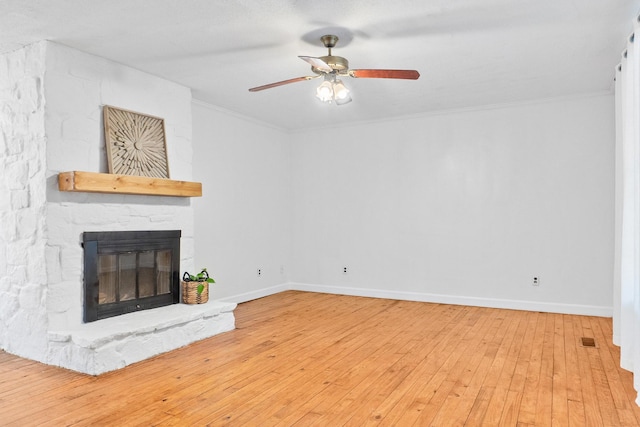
[83,230,181,322]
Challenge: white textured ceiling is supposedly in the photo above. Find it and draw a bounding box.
[1,0,638,130]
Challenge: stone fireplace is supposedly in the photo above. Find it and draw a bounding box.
[0,41,235,375]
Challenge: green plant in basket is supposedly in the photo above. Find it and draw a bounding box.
[183,268,215,295]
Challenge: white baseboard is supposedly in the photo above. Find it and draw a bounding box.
[218,283,289,304]
[286,282,613,317]
[220,282,612,317]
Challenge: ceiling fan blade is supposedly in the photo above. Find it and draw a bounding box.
[249,76,317,92]
[299,56,333,72]
[349,69,420,80]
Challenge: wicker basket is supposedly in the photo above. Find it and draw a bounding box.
[182,281,209,304]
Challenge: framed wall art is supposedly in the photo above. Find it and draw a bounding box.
[103,106,170,178]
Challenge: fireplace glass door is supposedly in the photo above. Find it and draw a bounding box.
[83,230,180,322]
[97,250,172,304]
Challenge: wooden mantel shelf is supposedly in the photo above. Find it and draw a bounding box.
[58,171,202,197]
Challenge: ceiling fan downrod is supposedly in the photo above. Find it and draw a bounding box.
[320,34,338,56]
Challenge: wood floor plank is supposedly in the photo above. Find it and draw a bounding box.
[445,312,509,426]
[465,386,495,427]
[426,316,498,426]
[508,311,538,396]
[0,291,638,426]
[464,311,522,426]
[534,312,555,426]
[563,315,586,427]
[552,313,569,427]
[596,318,640,425]
[482,311,527,425]
[563,314,584,403]
[567,397,586,427]
[94,296,387,425]
[366,306,495,426]
[574,315,606,426]
[517,311,548,425]
[334,304,474,423]
[273,303,448,426]
[590,316,640,425]
[222,301,425,426]
[300,307,452,425]
[380,307,499,426]
[581,316,622,426]
[379,307,503,426]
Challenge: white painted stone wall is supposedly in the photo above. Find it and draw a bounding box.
[1,42,235,375]
[43,42,197,333]
[0,42,49,362]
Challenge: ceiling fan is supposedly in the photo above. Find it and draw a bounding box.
[248,34,420,105]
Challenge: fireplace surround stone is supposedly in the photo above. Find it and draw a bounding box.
[0,41,235,375]
[48,299,236,375]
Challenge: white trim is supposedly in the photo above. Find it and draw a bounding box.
[195,88,612,135]
[221,282,612,317]
[290,283,612,317]
[287,90,614,134]
[217,283,290,304]
[191,98,287,132]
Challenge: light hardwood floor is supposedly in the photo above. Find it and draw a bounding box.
[1,291,639,426]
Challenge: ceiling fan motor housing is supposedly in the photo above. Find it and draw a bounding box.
[310,34,349,74]
[312,55,349,74]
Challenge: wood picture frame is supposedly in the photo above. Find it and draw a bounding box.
[103,105,170,178]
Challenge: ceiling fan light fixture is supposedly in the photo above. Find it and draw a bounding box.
[335,94,352,105]
[315,74,351,105]
[316,80,334,102]
[333,79,352,105]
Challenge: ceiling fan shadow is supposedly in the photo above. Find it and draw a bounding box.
[148,40,289,62]
[301,26,357,47]
[359,6,546,40]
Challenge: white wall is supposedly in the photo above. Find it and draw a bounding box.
[290,94,615,315]
[191,93,614,316]
[192,103,292,302]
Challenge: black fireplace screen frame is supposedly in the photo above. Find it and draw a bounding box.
[83,230,181,322]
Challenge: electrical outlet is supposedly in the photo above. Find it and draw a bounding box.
[257,268,262,277]
[343,266,348,274]
[532,276,540,286]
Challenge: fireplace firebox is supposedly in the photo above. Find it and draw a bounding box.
[83,230,181,322]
